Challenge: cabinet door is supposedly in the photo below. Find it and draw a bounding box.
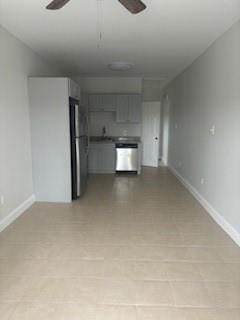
[102,94,117,111]
[88,145,99,172]
[89,144,115,173]
[128,95,141,123]
[100,144,115,173]
[74,82,80,100]
[89,94,103,111]
[68,79,80,100]
[116,95,129,123]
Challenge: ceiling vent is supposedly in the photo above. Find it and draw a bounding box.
[108,61,134,71]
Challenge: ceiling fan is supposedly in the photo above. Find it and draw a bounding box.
[46,0,147,14]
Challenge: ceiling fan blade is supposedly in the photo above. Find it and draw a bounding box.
[118,0,147,14]
[46,0,71,10]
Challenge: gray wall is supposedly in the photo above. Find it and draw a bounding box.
[0,26,61,225]
[165,21,240,242]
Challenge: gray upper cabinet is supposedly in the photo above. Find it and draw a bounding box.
[89,94,116,111]
[89,93,142,123]
[102,94,117,110]
[89,94,103,111]
[116,95,129,123]
[116,94,142,123]
[68,79,81,100]
[128,95,142,123]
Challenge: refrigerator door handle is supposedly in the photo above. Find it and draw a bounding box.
[75,105,79,137]
[85,135,89,155]
[75,138,80,197]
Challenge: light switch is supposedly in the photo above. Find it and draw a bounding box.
[0,195,4,205]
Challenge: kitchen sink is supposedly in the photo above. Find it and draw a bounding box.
[90,136,141,143]
[90,136,113,142]
[112,137,129,142]
[112,137,141,142]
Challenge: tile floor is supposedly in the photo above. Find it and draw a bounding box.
[0,167,240,319]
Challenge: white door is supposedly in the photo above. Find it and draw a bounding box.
[142,102,161,167]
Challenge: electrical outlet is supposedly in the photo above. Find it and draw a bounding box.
[0,195,4,205]
[209,125,215,135]
[178,162,183,168]
[200,178,204,185]
[123,130,127,136]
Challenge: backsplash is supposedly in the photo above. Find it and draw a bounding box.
[89,111,141,137]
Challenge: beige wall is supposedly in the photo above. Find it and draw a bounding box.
[165,21,240,244]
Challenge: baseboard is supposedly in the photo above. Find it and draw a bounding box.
[161,157,167,166]
[0,195,35,232]
[168,165,240,247]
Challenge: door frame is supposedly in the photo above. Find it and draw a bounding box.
[161,94,170,165]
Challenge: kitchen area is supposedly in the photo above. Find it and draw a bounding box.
[28,77,159,203]
[88,93,142,175]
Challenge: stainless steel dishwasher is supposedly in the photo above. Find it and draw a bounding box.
[115,143,138,173]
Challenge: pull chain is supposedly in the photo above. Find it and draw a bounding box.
[97,0,103,49]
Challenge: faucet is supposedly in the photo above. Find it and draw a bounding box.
[102,126,106,138]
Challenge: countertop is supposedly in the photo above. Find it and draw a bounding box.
[90,136,141,144]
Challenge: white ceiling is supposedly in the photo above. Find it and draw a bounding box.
[1,0,240,80]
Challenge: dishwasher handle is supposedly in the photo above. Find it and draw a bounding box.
[115,143,138,149]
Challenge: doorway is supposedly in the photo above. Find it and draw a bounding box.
[142,101,161,167]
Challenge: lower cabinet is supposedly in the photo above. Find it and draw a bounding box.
[88,143,115,174]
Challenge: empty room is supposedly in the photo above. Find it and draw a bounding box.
[0,0,240,319]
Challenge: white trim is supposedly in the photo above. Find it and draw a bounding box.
[0,195,35,232]
[161,157,168,166]
[168,165,240,247]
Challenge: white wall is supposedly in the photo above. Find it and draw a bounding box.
[142,79,165,102]
[29,78,71,203]
[89,112,141,137]
[75,77,142,94]
[0,26,61,228]
[165,21,240,244]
